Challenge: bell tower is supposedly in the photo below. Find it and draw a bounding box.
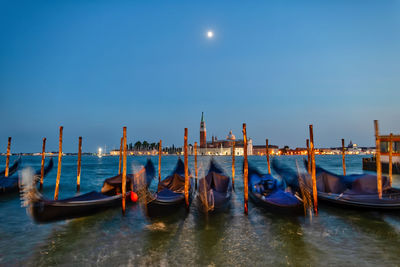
[200,112,206,148]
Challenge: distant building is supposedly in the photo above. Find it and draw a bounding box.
[200,112,207,148]
[109,149,158,156]
[252,145,279,155]
[196,113,253,155]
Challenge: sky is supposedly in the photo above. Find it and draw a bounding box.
[1,0,400,153]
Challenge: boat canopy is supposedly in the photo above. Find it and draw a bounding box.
[157,173,186,193]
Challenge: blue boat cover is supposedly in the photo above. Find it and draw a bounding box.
[155,188,184,201]
[249,173,300,205]
[266,190,301,206]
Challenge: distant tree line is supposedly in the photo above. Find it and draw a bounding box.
[125,141,183,154]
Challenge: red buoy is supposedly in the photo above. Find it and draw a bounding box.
[130,191,138,202]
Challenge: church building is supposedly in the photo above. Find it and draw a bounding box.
[196,112,253,156]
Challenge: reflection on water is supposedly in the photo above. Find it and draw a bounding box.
[1,155,400,266]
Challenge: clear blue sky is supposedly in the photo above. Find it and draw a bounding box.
[1,0,399,152]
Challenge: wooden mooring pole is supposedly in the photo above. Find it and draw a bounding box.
[266,139,271,175]
[54,126,63,200]
[194,141,198,190]
[309,125,318,215]
[341,138,346,176]
[40,138,46,191]
[389,133,393,187]
[232,141,235,191]
[243,123,249,215]
[184,128,189,208]
[306,139,311,174]
[374,120,382,199]
[122,127,127,214]
[5,137,11,177]
[118,137,123,175]
[76,136,82,192]
[158,140,162,182]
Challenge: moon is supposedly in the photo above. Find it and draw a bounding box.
[207,31,214,38]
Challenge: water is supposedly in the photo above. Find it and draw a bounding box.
[1,155,400,266]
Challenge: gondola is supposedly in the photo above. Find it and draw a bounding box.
[0,158,53,194]
[21,159,155,223]
[146,158,192,217]
[272,158,400,210]
[197,159,232,213]
[101,159,156,194]
[246,163,303,214]
[0,157,21,178]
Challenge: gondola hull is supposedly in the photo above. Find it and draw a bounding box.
[1,158,53,195]
[146,158,192,217]
[146,195,189,217]
[249,191,303,214]
[197,160,232,214]
[31,192,124,223]
[0,157,21,178]
[300,159,400,210]
[315,190,400,210]
[247,162,303,215]
[196,190,231,213]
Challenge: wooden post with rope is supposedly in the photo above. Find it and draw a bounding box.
[341,138,346,176]
[309,125,318,215]
[158,140,162,182]
[266,139,271,175]
[54,126,63,200]
[184,128,189,208]
[40,138,46,191]
[5,137,11,177]
[243,123,249,215]
[76,136,82,192]
[122,127,127,214]
[389,133,393,186]
[194,141,198,190]
[118,137,123,175]
[306,139,311,174]
[374,120,382,199]
[232,141,235,191]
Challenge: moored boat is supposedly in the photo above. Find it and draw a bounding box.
[272,158,400,210]
[0,158,52,194]
[197,159,232,213]
[0,157,21,178]
[146,158,192,217]
[21,160,154,223]
[101,158,156,194]
[247,163,303,214]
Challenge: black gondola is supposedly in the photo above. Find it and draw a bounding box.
[101,159,156,194]
[197,159,232,213]
[272,158,400,210]
[21,159,155,223]
[246,163,303,214]
[146,158,192,217]
[0,157,21,178]
[1,158,52,194]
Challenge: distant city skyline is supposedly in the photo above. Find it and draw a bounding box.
[0,112,392,153]
[1,1,399,153]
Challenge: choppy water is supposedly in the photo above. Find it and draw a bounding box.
[1,155,400,266]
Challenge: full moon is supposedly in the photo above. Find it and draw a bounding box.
[207,31,214,38]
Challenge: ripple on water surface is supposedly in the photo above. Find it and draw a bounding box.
[1,155,400,266]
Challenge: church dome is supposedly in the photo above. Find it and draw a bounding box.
[227,130,236,140]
